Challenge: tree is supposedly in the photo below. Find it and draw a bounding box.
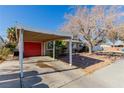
[61,6,124,53]
[107,29,118,46]
[6,27,17,52]
[61,6,107,53]
[46,40,67,57]
[55,40,67,48]
[105,9,118,46]
[118,24,124,41]
[7,27,17,44]
[105,6,124,46]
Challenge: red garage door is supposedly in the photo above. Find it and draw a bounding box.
[24,42,43,57]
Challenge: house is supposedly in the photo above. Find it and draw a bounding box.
[16,26,73,78]
[100,42,124,52]
[44,39,83,57]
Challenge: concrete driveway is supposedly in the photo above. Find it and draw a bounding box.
[62,58,124,88]
[0,56,124,88]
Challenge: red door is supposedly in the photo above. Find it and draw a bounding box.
[24,42,43,57]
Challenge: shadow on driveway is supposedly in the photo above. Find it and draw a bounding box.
[59,54,104,69]
[0,71,49,88]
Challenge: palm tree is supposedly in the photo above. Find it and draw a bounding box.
[7,27,17,43]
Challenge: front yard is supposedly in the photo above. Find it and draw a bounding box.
[80,52,122,74]
[0,51,123,75]
[0,50,124,88]
[0,56,124,88]
[60,52,123,74]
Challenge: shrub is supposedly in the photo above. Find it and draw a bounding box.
[0,47,10,61]
[5,43,16,53]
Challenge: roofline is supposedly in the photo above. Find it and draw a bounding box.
[16,25,72,39]
[63,39,83,43]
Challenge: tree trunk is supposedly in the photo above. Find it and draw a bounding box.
[88,45,93,54]
[112,42,115,47]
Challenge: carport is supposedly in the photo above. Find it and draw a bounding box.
[16,26,72,78]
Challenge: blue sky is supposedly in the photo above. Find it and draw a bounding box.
[0,5,72,38]
[0,5,123,45]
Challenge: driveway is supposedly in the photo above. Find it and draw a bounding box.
[0,56,124,88]
[62,58,124,88]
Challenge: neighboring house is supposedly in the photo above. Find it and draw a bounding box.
[100,43,124,52]
[100,44,111,51]
[100,44,111,48]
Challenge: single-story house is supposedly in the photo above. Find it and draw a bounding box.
[16,26,73,78]
[63,39,83,53]
[100,43,124,52]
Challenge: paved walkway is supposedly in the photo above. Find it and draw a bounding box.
[0,56,124,88]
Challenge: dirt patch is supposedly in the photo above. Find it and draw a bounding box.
[80,53,121,75]
[36,61,58,71]
[60,53,122,75]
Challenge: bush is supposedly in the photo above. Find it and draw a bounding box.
[46,41,67,58]
[0,47,10,61]
[5,43,16,53]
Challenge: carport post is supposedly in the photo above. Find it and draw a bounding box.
[53,41,55,60]
[19,29,24,78]
[43,42,46,56]
[69,38,72,66]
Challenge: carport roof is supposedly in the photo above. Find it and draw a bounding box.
[16,26,72,42]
